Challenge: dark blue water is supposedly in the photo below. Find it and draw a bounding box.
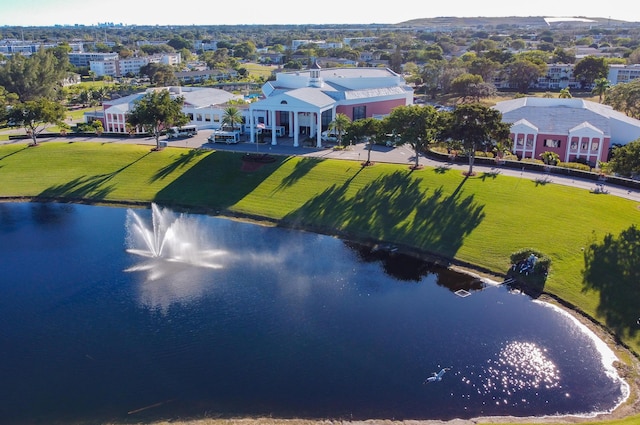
[0,202,626,424]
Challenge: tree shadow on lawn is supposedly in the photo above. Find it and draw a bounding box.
[149,148,210,183]
[283,171,485,259]
[582,225,640,340]
[154,151,286,210]
[38,151,152,201]
[274,157,323,192]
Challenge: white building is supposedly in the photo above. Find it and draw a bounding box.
[248,61,413,148]
[89,53,181,77]
[607,64,640,85]
[69,52,118,67]
[96,86,265,134]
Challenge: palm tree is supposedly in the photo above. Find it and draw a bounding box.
[592,78,611,103]
[329,113,351,147]
[559,87,572,98]
[222,106,243,132]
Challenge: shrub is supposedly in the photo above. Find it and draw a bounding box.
[557,161,591,172]
[539,151,560,165]
[510,247,551,275]
[521,157,545,165]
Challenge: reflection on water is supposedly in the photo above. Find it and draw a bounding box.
[0,202,629,424]
[483,341,560,397]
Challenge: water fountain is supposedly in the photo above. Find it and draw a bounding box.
[125,203,226,273]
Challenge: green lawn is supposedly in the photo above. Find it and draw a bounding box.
[1,142,640,425]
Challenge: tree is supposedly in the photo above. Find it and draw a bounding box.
[505,59,545,94]
[221,106,243,131]
[383,104,441,170]
[607,140,640,178]
[7,99,66,146]
[467,57,500,83]
[0,86,19,125]
[0,49,67,101]
[440,103,512,176]
[127,90,189,150]
[451,73,483,102]
[140,63,177,87]
[346,117,382,165]
[573,56,609,89]
[592,78,611,103]
[420,60,446,99]
[329,113,351,148]
[604,79,640,119]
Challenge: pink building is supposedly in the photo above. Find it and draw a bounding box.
[248,61,413,147]
[494,98,640,166]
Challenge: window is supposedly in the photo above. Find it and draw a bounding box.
[321,110,332,129]
[591,138,600,151]
[213,114,219,123]
[525,135,534,147]
[353,105,366,121]
[516,135,524,146]
[205,114,211,122]
[544,139,561,148]
[570,137,579,150]
[279,111,290,127]
[196,114,203,122]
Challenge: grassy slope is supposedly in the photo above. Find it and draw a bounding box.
[1,142,639,423]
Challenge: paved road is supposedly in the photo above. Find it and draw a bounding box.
[4,129,640,203]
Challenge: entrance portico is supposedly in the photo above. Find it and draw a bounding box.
[248,88,336,148]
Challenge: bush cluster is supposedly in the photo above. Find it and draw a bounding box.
[510,247,551,275]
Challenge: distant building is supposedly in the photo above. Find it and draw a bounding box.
[69,52,118,68]
[193,40,218,52]
[174,69,239,84]
[607,64,640,85]
[291,39,343,50]
[494,97,640,166]
[89,53,181,77]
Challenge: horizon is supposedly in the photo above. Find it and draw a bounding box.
[1,0,639,27]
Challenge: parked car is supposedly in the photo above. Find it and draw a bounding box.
[321,129,338,142]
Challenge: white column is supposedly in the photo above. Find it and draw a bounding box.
[270,109,277,145]
[564,135,572,162]
[316,111,322,148]
[293,112,299,147]
[288,111,294,137]
[249,109,255,143]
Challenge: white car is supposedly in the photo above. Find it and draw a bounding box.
[321,130,338,142]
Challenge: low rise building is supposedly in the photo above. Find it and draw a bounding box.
[248,60,413,147]
[494,97,640,166]
[91,86,265,134]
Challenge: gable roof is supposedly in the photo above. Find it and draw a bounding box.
[494,98,609,137]
[255,87,336,110]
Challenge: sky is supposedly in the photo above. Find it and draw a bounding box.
[1,0,639,27]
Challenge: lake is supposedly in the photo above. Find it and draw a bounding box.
[0,202,628,424]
